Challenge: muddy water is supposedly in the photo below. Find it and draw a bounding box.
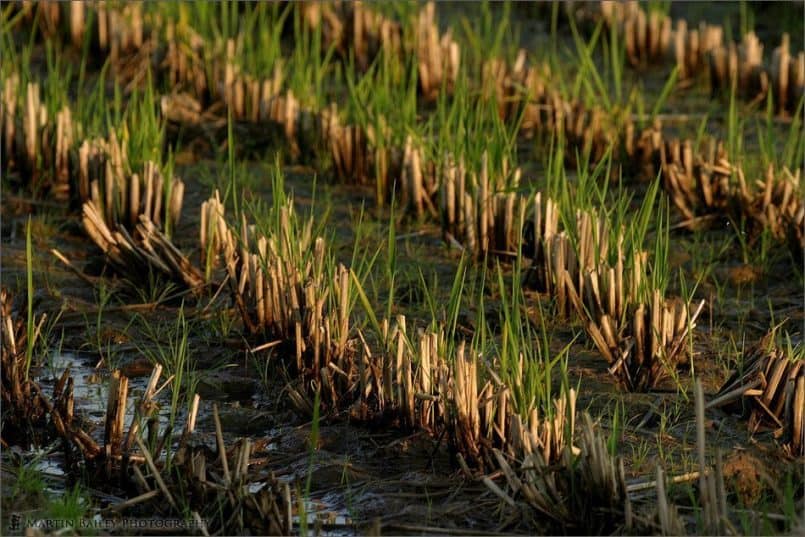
[26,345,508,534]
[38,353,186,434]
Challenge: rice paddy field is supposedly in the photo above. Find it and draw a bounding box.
[1,1,804,535]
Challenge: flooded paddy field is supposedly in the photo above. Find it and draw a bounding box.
[1,1,803,535]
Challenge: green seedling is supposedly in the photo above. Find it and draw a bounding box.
[344,46,418,204]
[417,254,470,348]
[237,2,289,80]
[781,97,804,171]
[383,195,398,322]
[727,82,744,168]
[75,58,111,137]
[739,0,755,37]
[288,7,338,107]
[651,66,679,122]
[42,40,73,117]
[491,257,572,421]
[10,455,46,501]
[433,71,521,187]
[0,2,28,38]
[630,438,651,471]
[459,0,514,79]
[606,398,625,457]
[24,217,35,380]
[87,279,113,368]
[568,17,610,111]
[46,485,93,534]
[122,71,165,174]
[135,302,198,461]
[604,12,626,104]
[132,268,180,307]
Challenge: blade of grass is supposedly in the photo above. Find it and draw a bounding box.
[651,66,679,122]
[25,216,34,380]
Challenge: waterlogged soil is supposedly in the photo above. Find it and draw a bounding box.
[3,156,802,534]
[2,2,805,535]
[23,349,505,535]
[1,163,528,534]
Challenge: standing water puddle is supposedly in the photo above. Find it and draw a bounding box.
[19,352,476,534]
[27,353,184,481]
